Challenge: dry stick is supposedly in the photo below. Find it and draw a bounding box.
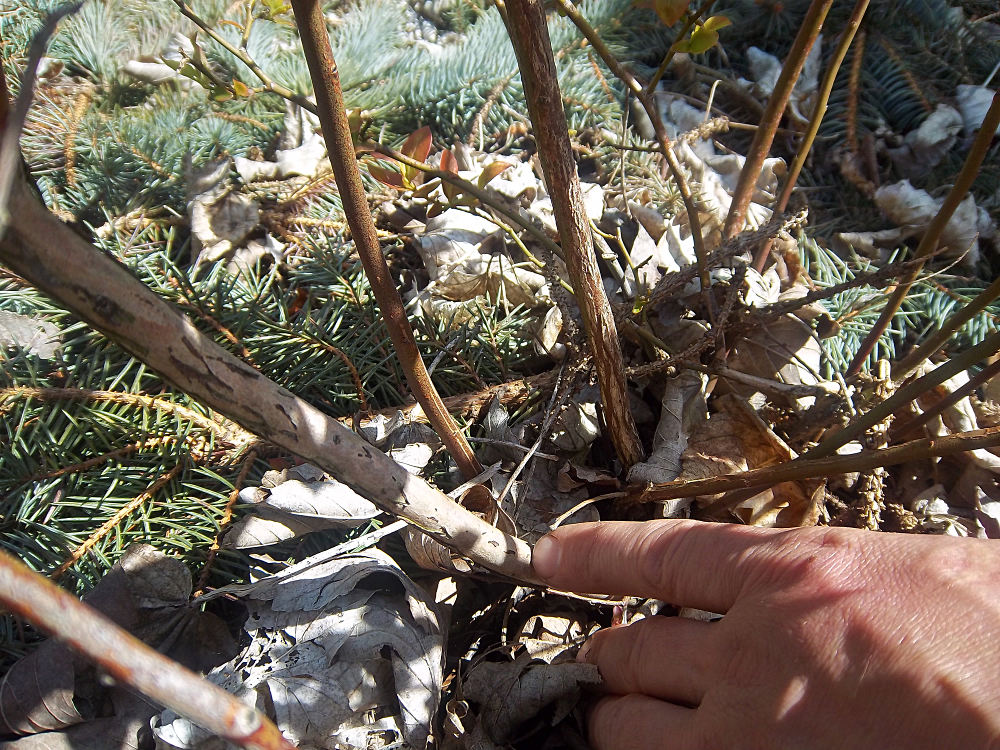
[891,357,1000,443]
[752,0,870,273]
[290,0,482,481]
[504,0,644,469]
[51,462,185,580]
[0,550,296,750]
[806,328,1000,460]
[892,273,1000,380]
[626,426,1000,504]
[846,88,1000,377]
[552,0,710,310]
[0,179,540,584]
[722,0,834,239]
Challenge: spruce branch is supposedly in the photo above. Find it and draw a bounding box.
[503,0,644,469]
[0,173,541,583]
[847,88,1000,376]
[290,0,483,481]
[51,462,186,580]
[722,0,834,239]
[0,549,296,750]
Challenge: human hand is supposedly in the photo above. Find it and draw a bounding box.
[531,520,1000,750]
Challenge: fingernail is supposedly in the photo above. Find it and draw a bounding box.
[577,639,594,663]
[532,535,562,579]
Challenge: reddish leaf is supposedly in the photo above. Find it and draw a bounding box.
[368,161,405,189]
[440,149,460,202]
[654,0,691,25]
[401,126,433,164]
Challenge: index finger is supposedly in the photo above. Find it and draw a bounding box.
[532,519,824,613]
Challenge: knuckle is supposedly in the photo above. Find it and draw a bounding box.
[771,526,862,589]
[635,521,689,594]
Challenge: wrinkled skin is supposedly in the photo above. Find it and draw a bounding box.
[531,520,1000,750]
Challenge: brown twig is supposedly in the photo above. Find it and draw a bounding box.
[626,426,1000,504]
[722,0,834,239]
[195,447,260,594]
[291,0,482,479]
[845,29,866,155]
[754,0,870,272]
[504,0,644,469]
[0,549,296,750]
[845,87,1000,376]
[551,0,709,313]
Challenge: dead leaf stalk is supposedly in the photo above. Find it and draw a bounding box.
[0,548,297,750]
[504,0,644,469]
[722,0,834,239]
[809,328,1000,460]
[290,0,483,480]
[753,0,870,272]
[891,356,1000,443]
[627,426,1000,505]
[846,87,1000,376]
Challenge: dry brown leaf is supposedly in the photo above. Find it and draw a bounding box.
[461,652,600,747]
[679,394,824,526]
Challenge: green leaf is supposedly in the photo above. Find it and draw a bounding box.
[232,80,249,97]
[654,0,691,26]
[211,86,233,102]
[686,24,721,54]
[477,161,512,189]
[702,15,732,32]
